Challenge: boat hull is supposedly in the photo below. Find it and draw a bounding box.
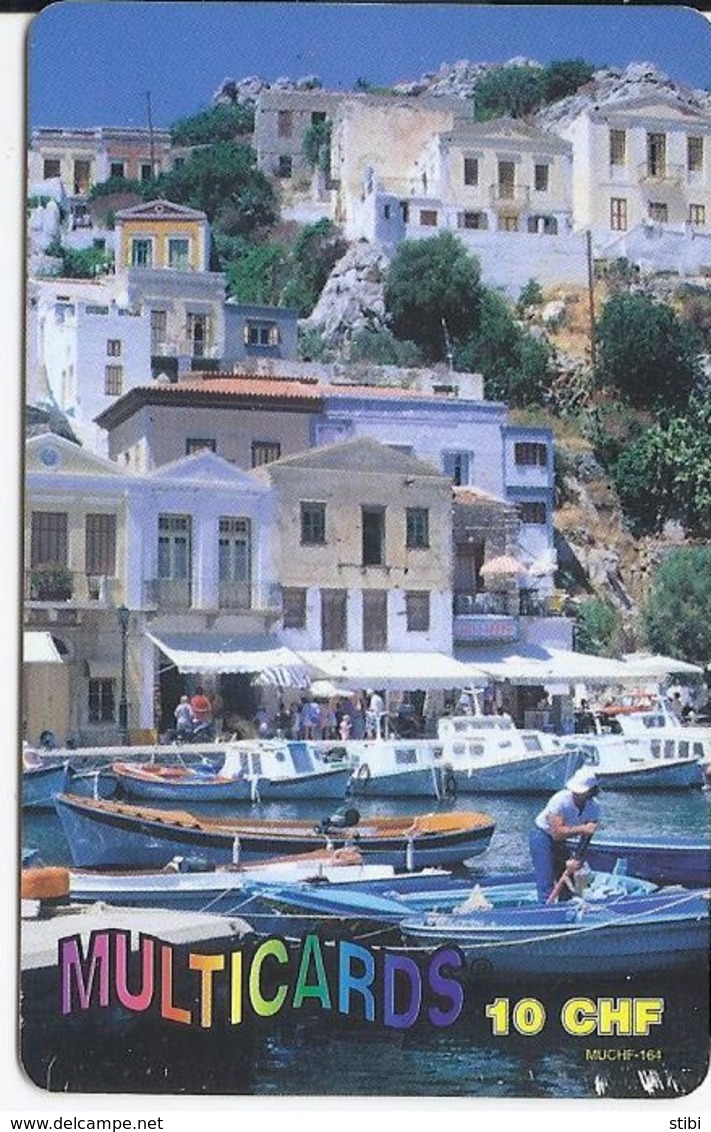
[256,767,350,801]
[450,750,583,794]
[54,794,496,871]
[595,759,704,790]
[113,765,255,803]
[22,764,69,810]
[400,892,710,977]
[349,766,442,799]
[583,836,711,888]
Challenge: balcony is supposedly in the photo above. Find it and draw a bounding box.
[25,569,119,608]
[637,162,684,187]
[144,578,192,609]
[453,591,518,644]
[489,184,530,210]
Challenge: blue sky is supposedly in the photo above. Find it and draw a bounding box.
[28,3,711,129]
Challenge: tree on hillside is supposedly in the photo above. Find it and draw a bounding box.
[642,547,711,666]
[302,120,332,174]
[575,598,622,656]
[595,293,701,412]
[170,104,254,146]
[611,396,711,537]
[474,64,546,120]
[219,237,289,305]
[384,233,483,361]
[541,59,596,103]
[279,219,348,316]
[151,142,276,235]
[455,288,551,406]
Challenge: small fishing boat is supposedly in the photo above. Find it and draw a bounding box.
[400,888,710,977]
[437,712,585,794]
[579,834,711,889]
[232,869,657,940]
[53,793,496,870]
[112,740,350,803]
[566,700,708,790]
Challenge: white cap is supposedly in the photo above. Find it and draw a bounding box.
[566,768,600,794]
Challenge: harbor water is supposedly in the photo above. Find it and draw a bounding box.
[21,787,711,1098]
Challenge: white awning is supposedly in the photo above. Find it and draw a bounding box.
[23,631,63,665]
[621,653,704,678]
[298,650,486,690]
[147,632,310,687]
[457,644,637,686]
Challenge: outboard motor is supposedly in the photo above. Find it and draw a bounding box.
[314,807,361,835]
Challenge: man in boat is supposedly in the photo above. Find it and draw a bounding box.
[529,768,600,903]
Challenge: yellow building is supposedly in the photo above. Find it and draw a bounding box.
[115,199,211,273]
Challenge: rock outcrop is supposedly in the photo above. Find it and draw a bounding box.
[213,74,324,106]
[302,240,390,342]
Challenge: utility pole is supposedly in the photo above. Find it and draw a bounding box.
[586,229,597,371]
[146,91,155,179]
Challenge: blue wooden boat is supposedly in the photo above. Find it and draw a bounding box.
[53,793,496,870]
[400,888,710,977]
[580,834,710,888]
[230,869,657,939]
[22,763,69,810]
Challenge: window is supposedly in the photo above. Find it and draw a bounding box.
[85,514,116,576]
[400,201,409,224]
[43,158,60,180]
[519,501,547,524]
[73,160,91,193]
[458,211,488,230]
[527,215,558,234]
[187,312,209,357]
[534,164,549,192]
[301,502,326,545]
[406,507,430,549]
[168,238,190,270]
[515,442,548,467]
[498,214,519,231]
[689,203,706,226]
[383,203,391,220]
[104,365,123,396]
[93,238,106,251]
[311,111,327,125]
[158,515,191,579]
[362,590,387,651]
[185,438,216,455]
[282,587,307,629]
[140,162,153,182]
[610,197,628,231]
[648,202,668,223]
[219,517,250,607]
[277,155,293,178]
[110,161,125,179]
[277,110,293,138]
[150,309,167,354]
[362,507,385,566]
[31,512,68,567]
[647,132,666,178]
[688,136,704,174]
[88,678,115,723]
[419,209,438,227]
[497,161,515,199]
[251,441,281,467]
[130,238,153,267]
[245,321,280,347]
[405,591,430,632]
[609,129,626,166]
[106,339,122,357]
[443,451,472,486]
[463,157,479,186]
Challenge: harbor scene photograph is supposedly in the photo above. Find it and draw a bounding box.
[17,0,711,1105]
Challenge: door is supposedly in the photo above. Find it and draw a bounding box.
[321,589,348,650]
[498,161,515,200]
[362,590,388,651]
[219,518,251,608]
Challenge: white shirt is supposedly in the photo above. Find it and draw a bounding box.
[535,789,600,834]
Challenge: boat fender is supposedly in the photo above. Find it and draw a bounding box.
[21,866,70,902]
[355,762,371,784]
